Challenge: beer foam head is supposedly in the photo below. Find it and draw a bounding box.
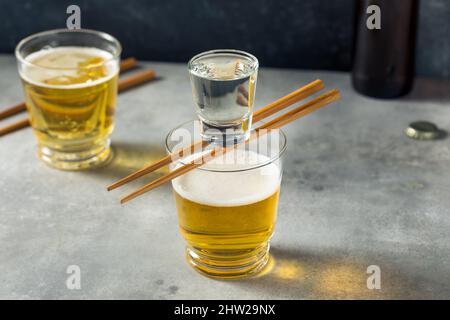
[172,150,281,207]
[20,46,118,89]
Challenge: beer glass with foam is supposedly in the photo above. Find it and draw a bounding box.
[15,29,121,170]
[166,120,286,278]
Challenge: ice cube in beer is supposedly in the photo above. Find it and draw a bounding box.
[78,57,108,80]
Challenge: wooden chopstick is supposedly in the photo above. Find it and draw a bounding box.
[252,80,324,122]
[0,57,137,122]
[119,57,138,73]
[0,102,27,121]
[118,69,156,92]
[106,79,324,191]
[0,67,156,137]
[0,118,30,137]
[259,89,340,130]
[107,139,207,191]
[120,89,340,204]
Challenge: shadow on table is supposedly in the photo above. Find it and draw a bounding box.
[233,246,433,299]
[83,140,167,186]
[406,77,450,103]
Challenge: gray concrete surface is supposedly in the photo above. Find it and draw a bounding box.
[0,54,449,299]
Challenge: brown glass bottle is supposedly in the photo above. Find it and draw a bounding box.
[352,0,418,98]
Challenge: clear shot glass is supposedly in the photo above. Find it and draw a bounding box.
[166,120,286,279]
[188,49,259,145]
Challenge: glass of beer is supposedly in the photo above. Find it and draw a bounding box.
[166,120,286,279]
[15,29,121,170]
[188,50,258,145]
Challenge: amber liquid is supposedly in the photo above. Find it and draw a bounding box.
[20,47,119,169]
[174,189,280,278]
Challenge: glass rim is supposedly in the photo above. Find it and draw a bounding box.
[187,49,259,79]
[15,28,122,70]
[165,120,287,173]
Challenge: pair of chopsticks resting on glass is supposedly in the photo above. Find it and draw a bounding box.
[0,57,156,137]
[108,80,340,204]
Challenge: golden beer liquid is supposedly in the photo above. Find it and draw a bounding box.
[174,189,279,251]
[171,150,281,278]
[20,47,118,169]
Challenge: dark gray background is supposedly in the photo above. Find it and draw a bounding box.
[0,0,448,77]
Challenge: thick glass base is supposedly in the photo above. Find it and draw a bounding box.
[186,242,270,279]
[37,138,112,170]
[200,118,251,145]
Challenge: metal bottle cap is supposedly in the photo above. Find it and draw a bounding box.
[404,121,440,140]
